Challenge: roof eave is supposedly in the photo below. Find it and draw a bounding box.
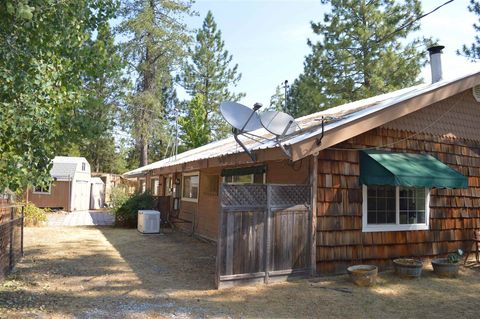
[289,72,480,161]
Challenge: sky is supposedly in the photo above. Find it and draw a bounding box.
[178,0,480,108]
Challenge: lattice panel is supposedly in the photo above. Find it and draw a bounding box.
[221,184,267,207]
[269,185,311,207]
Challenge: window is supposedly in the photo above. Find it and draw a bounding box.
[182,172,199,202]
[203,175,219,196]
[81,162,86,171]
[33,184,51,194]
[362,185,429,232]
[223,173,264,184]
[151,178,159,196]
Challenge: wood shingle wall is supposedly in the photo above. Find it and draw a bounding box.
[316,127,480,274]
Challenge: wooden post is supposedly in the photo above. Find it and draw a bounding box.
[9,206,14,270]
[20,205,24,257]
[310,154,318,276]
[215,183,224,288]
[264,185,272,284]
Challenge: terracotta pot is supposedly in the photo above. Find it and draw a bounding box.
[431,258,460,278]
[393,258,423,278]
[347,265,378,287]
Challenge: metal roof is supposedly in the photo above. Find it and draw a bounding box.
[124,70,480,177]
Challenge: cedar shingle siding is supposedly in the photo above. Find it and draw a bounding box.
[316,127,480,274]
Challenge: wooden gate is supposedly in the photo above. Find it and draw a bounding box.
[216,184,311,288]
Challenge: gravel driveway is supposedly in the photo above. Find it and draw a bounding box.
[1,226,480,318]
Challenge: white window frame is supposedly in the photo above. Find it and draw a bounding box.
[222,173,266,185]
[362,185,430,232]
[33,184,51,195]
[181,171,200,203]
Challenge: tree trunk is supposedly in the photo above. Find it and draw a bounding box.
[139,134,148,167]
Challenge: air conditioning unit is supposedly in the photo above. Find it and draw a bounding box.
[137,210,161,234]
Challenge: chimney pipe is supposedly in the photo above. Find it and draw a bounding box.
[427,45,445,84]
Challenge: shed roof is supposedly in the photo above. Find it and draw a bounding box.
[124,70,480,177]
[50,156,88,181]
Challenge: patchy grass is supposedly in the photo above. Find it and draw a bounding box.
[1,226,480,318]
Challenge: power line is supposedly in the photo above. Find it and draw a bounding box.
[377,0,456,43]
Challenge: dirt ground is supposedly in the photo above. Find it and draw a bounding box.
[1,226,480,319]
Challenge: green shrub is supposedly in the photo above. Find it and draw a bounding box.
[21,202,47,226]
[114,192,155,228]
[110,185,130,213]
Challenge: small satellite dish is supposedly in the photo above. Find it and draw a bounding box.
[220,101,262,132]
[220,101,264,162]
[260,111,298,136]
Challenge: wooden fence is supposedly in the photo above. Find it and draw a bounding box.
[0,205,24,281]
[216,184,311,288]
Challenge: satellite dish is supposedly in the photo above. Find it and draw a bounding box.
[260,111,299,136]
[220,101,262,132]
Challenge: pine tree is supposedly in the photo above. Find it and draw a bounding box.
[178,94,210,149]
[77,24,126,173]
[118,0,193,167]
[269,84,285,112]
[460,0,480,60]
[178,10,244,140]
[289,0,427,117]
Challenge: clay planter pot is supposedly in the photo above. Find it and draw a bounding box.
[347,265,378,287]
[431,258,460,278]
[393,258,423,278]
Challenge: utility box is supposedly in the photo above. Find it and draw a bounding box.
[137,210,161,234]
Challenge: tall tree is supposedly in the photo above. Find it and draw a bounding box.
[460,0,480,60]
[0,0,118,192]
[76,24,126,173]
[178,94,210,149]
[289,0,427,117]
[178,10,244,140]
[118,0,194,167]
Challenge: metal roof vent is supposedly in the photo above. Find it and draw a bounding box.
[472,85,480,102]
[427,45,445,83]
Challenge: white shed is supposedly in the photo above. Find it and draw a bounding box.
[90,177,105,209]
[30,156,91,211]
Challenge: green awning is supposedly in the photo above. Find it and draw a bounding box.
[221,165,266,177]
[359,150,468,188]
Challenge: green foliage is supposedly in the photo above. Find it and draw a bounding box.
[178,10,245,140]
[75,23,127,174]
[21,202,47,227]
[447,249,464,264]
[114,192,155,228]
[268,85,286,112]
[110,185,130,213]
[118,0,194,167]
[459,0,480,60]
[179,94,211,149]
[0,0,120,191]
[289,0,428,117]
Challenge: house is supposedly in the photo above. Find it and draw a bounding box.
[124,46,480,286]
[28,156,91,211]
